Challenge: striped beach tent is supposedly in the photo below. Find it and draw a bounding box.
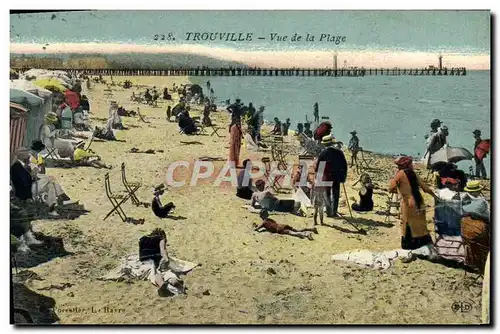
[10,88,45,147]
[10,102,29,154]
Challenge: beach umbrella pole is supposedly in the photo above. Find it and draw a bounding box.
[342,183,354,219]
[341,183,365,233]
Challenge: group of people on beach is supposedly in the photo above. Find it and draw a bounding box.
[225,96,490,258]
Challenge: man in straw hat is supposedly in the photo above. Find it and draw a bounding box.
[11,149,75,217]
[464,180,485,198]
[314,135,348,217]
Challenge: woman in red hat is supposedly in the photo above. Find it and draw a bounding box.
[389,156,438,250]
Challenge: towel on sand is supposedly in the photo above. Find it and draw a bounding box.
[331,245,438,270]
[99,254,198,295]
[244,133,269,151]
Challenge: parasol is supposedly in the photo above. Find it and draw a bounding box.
[429,146,474,166]
[34,78,68,93]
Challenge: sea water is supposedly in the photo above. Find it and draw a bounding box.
[191,71,490,173]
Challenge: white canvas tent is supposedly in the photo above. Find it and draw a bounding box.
[10,79,52,100]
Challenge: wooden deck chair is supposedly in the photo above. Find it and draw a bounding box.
[43,147,77,168]
[104,88,113,98]
[209,125,223,137]
[121,163,144,207]
[384,193,401,223]
[104,173,130,222]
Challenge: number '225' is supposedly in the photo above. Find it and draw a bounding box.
[153,34,175,41]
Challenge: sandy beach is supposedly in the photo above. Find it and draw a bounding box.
[18,75,487,324]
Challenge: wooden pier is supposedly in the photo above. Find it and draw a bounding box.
[12,66,467,77]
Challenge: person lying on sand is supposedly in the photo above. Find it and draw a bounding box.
[251,180,301,213]
[117,106,136,117]
[139,228,185,297]
[253,209,318,240]
[236,159,255,200]
[73,142,112,169]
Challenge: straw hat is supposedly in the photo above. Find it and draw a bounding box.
[464,180,484,193]
[350,130,357,135]
[45,112,58,123]
[321,135,334,145]
[15,147,31,161]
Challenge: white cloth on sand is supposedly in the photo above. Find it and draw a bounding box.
[331,245,438,270]
[293,187,312,208]
[244,133,259,151]
[99,254,198,295]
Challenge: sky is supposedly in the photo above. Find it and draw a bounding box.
[10,10,491,69]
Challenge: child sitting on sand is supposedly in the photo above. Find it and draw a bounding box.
[253,210,317,240]
[351,173,374,212]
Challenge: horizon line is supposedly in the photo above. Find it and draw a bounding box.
[10,43,491,70]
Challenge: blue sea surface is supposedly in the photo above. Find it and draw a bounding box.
[191,71,491,173]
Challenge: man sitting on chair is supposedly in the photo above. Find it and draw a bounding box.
[11,151,75,217]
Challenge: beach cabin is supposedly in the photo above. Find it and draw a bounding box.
[10,81,53,147]
[10,102,29,154]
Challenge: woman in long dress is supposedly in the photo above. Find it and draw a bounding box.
[389,156,438,249]
[228,118,243,167]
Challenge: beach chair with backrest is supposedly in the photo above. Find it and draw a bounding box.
[104,172,130,222]
[104,87,113,98]
[384,193,401,223]
[209,125,223,137]
[299,133,323,157]
[433,197,466,263]
[121,163,145,207]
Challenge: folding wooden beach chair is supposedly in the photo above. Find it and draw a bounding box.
[104,88,113,98]
[209,125,223,137]
[121,163,145,207]
[384,193,401,223]
[43,147,77,168]
[104,173,130,222]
